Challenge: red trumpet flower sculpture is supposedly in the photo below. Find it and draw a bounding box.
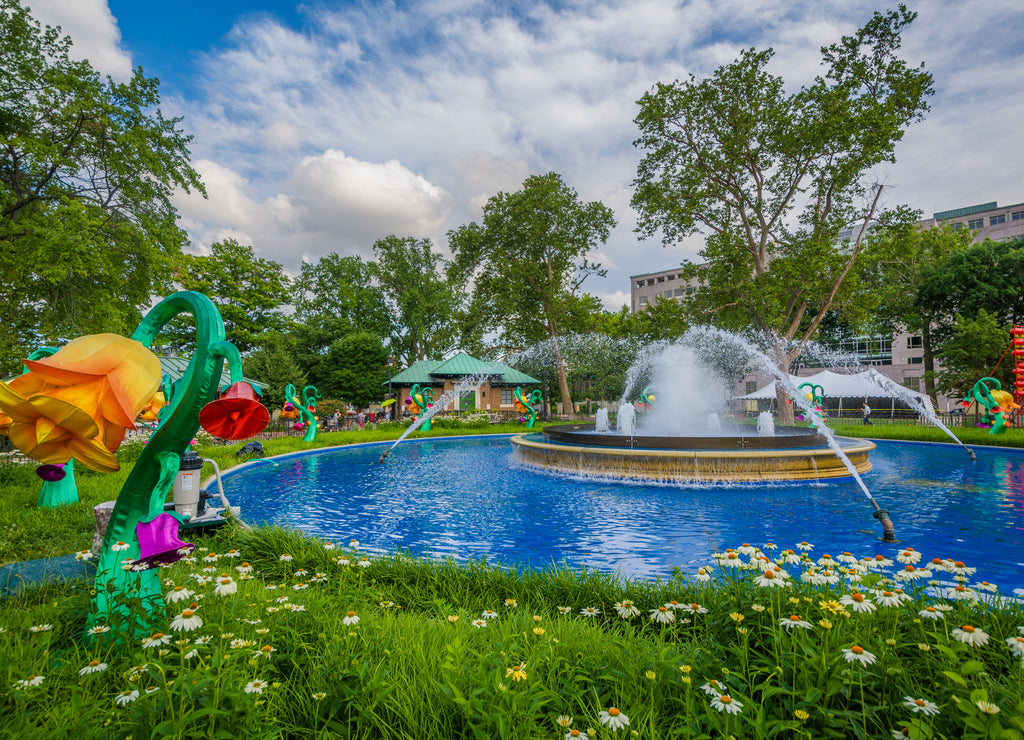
[198,381,269,440]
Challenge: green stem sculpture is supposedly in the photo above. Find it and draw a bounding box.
[284,383,320,442]
[409,384,434,430]
[513,386,543,429]
[301,385,321,442]
[89,291,243,635]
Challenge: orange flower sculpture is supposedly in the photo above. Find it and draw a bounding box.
[138,390,168,422]
[0,334,161,472]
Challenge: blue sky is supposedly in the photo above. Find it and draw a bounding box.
[29,0,1024,310]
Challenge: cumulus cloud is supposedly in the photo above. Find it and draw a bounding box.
[28,0,133,80]
[175,153,450,270]
[36,0,1024,304]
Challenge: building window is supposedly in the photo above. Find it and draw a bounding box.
[646,279,654,286]
[657,276,665,283]
[908,356,923,365]
[745,380,758,394]
[904,376,920,391]
[667,274,675,281]
[907,336,923,349]
[968,218,984,230]
[500,389,512,405]
[674,288,684,296]
[640,296,648,305]
[1012,211,1024,221]
[636,281,645,288]
[990,214,1006,226]
[953,222,964,230]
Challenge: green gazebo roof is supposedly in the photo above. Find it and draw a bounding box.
[387,353,540,386]
[158,355,268,391]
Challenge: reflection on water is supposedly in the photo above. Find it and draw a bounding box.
[220,437,1024,588]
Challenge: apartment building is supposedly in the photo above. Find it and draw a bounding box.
[920,201,1024,242]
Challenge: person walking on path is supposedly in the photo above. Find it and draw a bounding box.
[862,402,872,425]
[357,410,365,429]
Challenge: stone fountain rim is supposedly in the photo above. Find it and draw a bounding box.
[537,423,864,452]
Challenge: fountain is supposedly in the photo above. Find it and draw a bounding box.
[594,407,611,433]
[378,372,491,463]
[511,333,892,540]
[757,411,775,436]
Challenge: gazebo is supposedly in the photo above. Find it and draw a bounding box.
[388,352,540,416]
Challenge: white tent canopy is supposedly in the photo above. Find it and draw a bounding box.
[737,369,935,412]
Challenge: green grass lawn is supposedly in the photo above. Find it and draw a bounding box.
[1,420,1022,737]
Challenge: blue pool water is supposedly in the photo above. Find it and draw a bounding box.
[219,436,1024,588]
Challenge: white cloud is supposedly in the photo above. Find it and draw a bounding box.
[35,0,1024,305]
[28,0,133,80]
[174,152,450,270]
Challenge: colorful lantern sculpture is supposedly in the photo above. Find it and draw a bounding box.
[513,386,543,429]
[408,384,434,430]
[282,383,320,442]
[199,381,269,440]
[134,512,195,569]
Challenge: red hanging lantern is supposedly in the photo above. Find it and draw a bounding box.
[198,382,270,440]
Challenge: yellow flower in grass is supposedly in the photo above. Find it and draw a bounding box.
[795,709,809,721]
[505,663,527,682]
[532,627,545,636]
[729,612,744,623]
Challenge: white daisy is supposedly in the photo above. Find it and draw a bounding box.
[780,615,813,630]
[87,625,111,636]
[481,610,498,619]
[840,593,876,614]
[342,611,360,625]
[278,554,293,562]
[78,660,108,675]
[214,577,238,596]
[902,697,939,715]
[114,689,139,705]
[580,607,600,617]
[471,619,487,628]
[244,679,268,694]
[711,694,743,714]
[614,600,640,618]
[841,645,877,665]
[14,674,44,688]
[165,586,194,604]
[951,625,989,646]
[918,607,944,620]
[649,606,674,624]
[141,632,171,649]
[1006,636,1024,657]
[598,707,629,730]
[111,541,130,552]
[170,609,204,632]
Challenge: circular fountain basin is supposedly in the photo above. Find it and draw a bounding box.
[511,424,874,483]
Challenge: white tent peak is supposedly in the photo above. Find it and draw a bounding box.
[737,368,934,412]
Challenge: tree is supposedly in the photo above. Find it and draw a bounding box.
[916,237,1024,334]
[294,253,391,337]
[0,0,204,373]
[371,236,461,365]
[161,239,293,354]
[448,172,616,414]
[319,332,388,406]
[242,339,307,407]
[859,223,973,399]
[292,254,392,384]
[931,310,1012,399]
[632,5,932,422]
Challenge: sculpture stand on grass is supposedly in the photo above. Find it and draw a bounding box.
[282,383,320,442]
[0,290,267,638]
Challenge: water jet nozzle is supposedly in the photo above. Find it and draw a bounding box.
[968,449,976,461]
[378,451,389,464]
[872,508,897,543]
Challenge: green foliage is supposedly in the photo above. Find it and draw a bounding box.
[448,172,616,411]
[372,235,462,365]
[294,253,391,339]
[242,339,307,407]
[321,331,392,407]
[0,0,204,374]
[161,239,293,354]
[917,237,1024,336]
[632,6,932,373]
[931,310,1012,398]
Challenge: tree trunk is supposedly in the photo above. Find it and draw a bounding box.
[547,320,573,418]
[774,347,798,426]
